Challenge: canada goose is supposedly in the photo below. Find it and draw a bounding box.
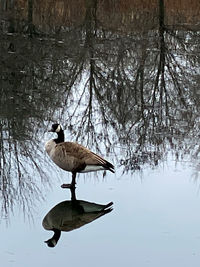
[45,123,115,188]
[43,199,113,247]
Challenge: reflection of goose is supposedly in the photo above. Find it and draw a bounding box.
[42,197,113,247]
[45,123,115,188]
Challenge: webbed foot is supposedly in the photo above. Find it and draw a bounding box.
[61,183,76,189]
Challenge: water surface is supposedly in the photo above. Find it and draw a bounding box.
[0,1,200,266]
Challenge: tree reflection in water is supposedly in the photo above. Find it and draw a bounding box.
[0,0,200,218]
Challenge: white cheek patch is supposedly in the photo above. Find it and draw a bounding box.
[55,124,61,133]
[51,239,57,247]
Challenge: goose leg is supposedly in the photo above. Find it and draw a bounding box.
[70,186,76,201]
[61,172,76,189]
[71,172,76,188]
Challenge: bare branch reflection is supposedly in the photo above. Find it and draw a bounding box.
[0,0,200,218]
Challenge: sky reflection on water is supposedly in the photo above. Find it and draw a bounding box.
[2,162,200,267]
[1,0,200,266]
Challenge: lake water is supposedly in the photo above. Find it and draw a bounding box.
[1,1,200,266]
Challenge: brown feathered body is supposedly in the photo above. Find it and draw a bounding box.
[42,200,113,232]
[42,199,113,247]
[45,140,115,174]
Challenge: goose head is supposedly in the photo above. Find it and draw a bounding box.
[48,123,62,133]
[44,238,57,248]
[47,123,64,144]
[44,228,61,248]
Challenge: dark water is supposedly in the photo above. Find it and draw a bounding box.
[1,0,200,266]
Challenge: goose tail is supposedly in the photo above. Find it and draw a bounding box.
[101,201,113,214]
[104,160,115,173]
[103,201,113,210]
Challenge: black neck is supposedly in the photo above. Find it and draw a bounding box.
[54,129,64,144]
[52,228,61,242]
